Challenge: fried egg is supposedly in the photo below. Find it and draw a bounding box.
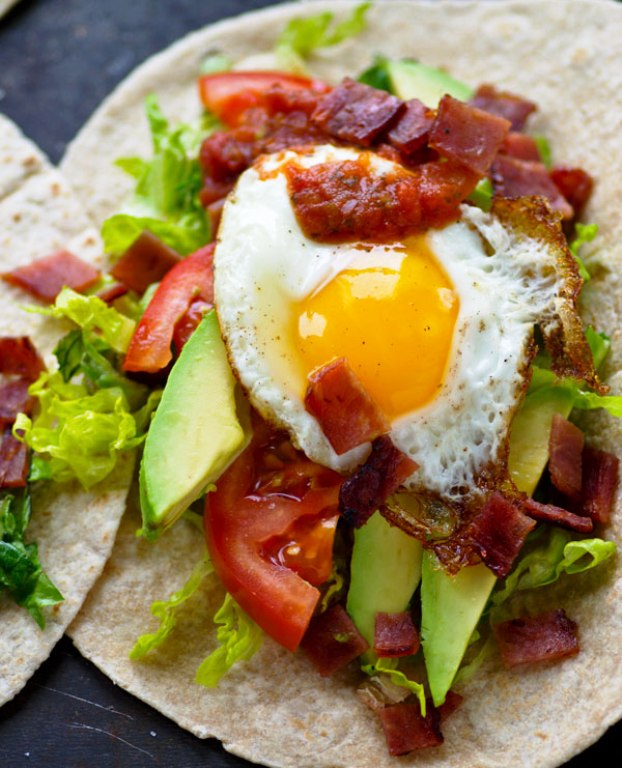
[215,144,580,503]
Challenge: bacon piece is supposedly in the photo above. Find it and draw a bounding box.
[581,445,619,525]
[0,430,29,488]
[378,702,443,755]
[522,498,593,534]
[97,281,129,304]
[312,78,404,146]
[387,99,433,154]
[0,379,35,426]
[549,414,584,499]
[2,250,100,302]
[491,155,574,219]
[470,84,537,131]
[300,604,369,676]
[304,357,389,455]
[428,95,510,176]
[339,436,418,528]
[499,132,541,161]
[375,611,420,658]
[0,337,45,381]
[436,492,536,578]
[550,167,594,218]
[493,609,579,668]
[110,231,182,294]
[438,690,463,721]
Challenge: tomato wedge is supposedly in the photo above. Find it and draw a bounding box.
[204,422,342,651]
[198,71,330,127]
[123,243,214,373]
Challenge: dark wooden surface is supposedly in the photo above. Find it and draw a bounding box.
[0,1,621,766]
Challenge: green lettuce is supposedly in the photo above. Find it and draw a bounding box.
[491,527,616,608]
[196,593,263,687]
[130,553,215,660]
[275,3,371,74]
[0,491,63,627]
[358,55,393,92]
[570,222,598,282]
[361,657,427,715]
[103,96,212,256]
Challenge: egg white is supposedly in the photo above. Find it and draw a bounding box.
[215,145,567,502]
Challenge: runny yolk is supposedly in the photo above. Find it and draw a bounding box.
[293,236,459,421]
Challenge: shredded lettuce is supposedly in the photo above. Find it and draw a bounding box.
[534,135,553,169]
[130,553,215,660]
[103,96,212,257]
[275,3,371,74]
[491,527,616,607]
[196,593,264,687]
[468,178,493,212]
[569,222,598,282]
[361,657,427,715]
[0,490,63,627]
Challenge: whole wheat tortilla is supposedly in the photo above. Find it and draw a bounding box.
[62,1,622,766]
[0,114,134,705]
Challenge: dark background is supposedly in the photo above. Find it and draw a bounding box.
[0,1,621,766]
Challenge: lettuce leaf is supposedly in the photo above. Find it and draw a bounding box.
[275,3,371,74]
[358,55,393,92]
[130,553,215,660]
[361,657,427,715]
[104,96,212,257]
[569,222,598,282]
[0,491,63,627]
[196,593,263,687]
[491,527,616,607]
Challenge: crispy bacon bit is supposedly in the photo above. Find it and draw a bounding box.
[339,436,418,528]
[312,78,404,147]
[522,498,593,534]
[500,132,541,161]
[491,155,574,219]
[2,250,100,303]
[97,281,129,304]
[428,95,510,176]
[438,690,463,721]
[470,84,537,131]
[300,604,369,676]
[0,430,29,488]
[0,337,45,381]
[436,492,536,578]
[550,167,594,218]
[0,380,35,426]
[549,414,584,499]
[304,357,389,455]
[493,609,579,668]
[110,231,182,294]
[375,611,420,658]
[378,702,443,755]
[387,99,433,154]
[581,445,619,525]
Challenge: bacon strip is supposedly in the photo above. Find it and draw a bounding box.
[300,604,369,677]
[469,84,536,131]
[0,379,35,426]
[428,95,510,176]
[375,611,420,658]
[2,250,100,302]
[0,337,45,381]
[493,609,579,668]
[548,414,584,499]
[581,445,619,525]
[491,155,574,219]
[304,357,389,455]
[312,78,404,147]
[378,702,443,754]
[550,167,593,218]
[110,230,182,294]
[339,435,418,528]
[522,498,593,534]
[0,430,29,488]
[387,99,433,154]
[500,132,541,161]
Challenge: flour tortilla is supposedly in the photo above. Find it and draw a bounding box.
[0,114,134,704]
[61,1,622,766]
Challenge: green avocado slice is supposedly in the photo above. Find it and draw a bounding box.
[387,60,473,106]
[139,309,249,539]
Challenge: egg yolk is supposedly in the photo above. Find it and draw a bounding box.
[293,236,459,421]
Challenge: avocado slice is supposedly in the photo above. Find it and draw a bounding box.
[139,310,249,538]
[421,385,575,705]
[387,60,473,107]
[347,510,422,648]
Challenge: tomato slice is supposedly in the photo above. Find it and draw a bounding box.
[123,244,214,373]
[204,422,342,651]
[198,71,330,127]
